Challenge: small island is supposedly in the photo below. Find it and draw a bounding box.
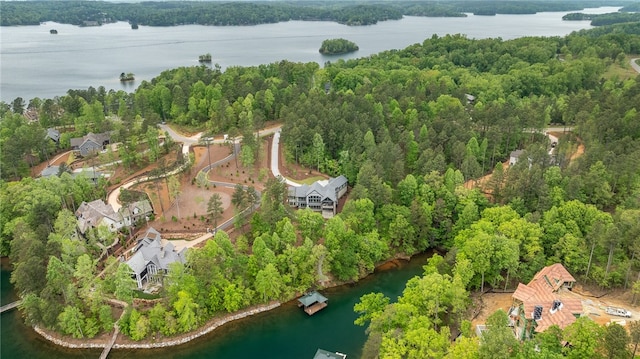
[199,53,212,63]
[50,29,58,34]
[119,72,135,82]
[319,38,359,55]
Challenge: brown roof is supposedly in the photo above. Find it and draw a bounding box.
[532,263,576,292]
[512,264,582,333]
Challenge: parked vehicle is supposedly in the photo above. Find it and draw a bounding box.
[605,306,632,318]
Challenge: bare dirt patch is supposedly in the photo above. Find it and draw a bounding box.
[471,284,640,329]
[471,292,515,328]
[205,140,268,190]
[139,143,245,235]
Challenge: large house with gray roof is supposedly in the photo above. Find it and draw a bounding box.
[75,199,125,235]
[124,227,188,289]
[70,132,111,157]
[288,175,348,218]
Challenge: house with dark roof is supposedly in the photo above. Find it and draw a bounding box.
[510,263,582,340]
[288,175,348,218]
[70,132,111,157]
[75,199,125,235]
[124,227,188,289]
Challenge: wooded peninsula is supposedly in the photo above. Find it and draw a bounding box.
[2,1,640,357]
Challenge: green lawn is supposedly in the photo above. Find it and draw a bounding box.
[296,176,327,185]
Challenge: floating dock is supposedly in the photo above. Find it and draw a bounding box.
[298,291,328,316]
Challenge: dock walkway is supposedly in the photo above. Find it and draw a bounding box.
[99,324,120,359]
[0,300,22,313]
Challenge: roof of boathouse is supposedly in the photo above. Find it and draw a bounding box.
[298,291,328,307]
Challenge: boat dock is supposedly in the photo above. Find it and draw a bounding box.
[313,348,347,359]
[298,291,328,316]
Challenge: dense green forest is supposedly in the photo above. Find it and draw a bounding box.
[319,38,359,55]
[564,11,640,26]
[1,13,640,356]
[0,1,635,27]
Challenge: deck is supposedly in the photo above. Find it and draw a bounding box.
[303,302,327,316]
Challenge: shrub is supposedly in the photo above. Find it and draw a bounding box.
[172,216,178,222]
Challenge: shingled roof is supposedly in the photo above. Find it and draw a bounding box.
[126,227,188,280]
[289,176,348,202]
[512,264,582,333]
[75,199,122,234]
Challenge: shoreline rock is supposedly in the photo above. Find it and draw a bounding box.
[32,252,427,350]
[34,301,280,350]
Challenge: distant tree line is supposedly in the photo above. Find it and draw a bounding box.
[0,1,631,27]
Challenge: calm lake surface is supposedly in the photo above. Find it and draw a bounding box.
[0,6,619,102]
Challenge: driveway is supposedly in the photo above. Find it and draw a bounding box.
[631,58,640,74]
[270,130,301,187]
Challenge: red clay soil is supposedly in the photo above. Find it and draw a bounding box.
[138,143,240,235]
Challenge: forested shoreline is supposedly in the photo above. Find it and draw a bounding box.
[0,0,636,27]
[1,14,640,357]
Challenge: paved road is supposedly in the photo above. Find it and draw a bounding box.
[631,58,640,74]
[158,124,202,145]
[270,129,301,187]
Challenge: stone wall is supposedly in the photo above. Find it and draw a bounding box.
[34,301,281,350]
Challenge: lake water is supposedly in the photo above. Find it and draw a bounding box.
[0,7,620,102]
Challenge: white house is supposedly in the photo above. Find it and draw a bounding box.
[509,149,525,166]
